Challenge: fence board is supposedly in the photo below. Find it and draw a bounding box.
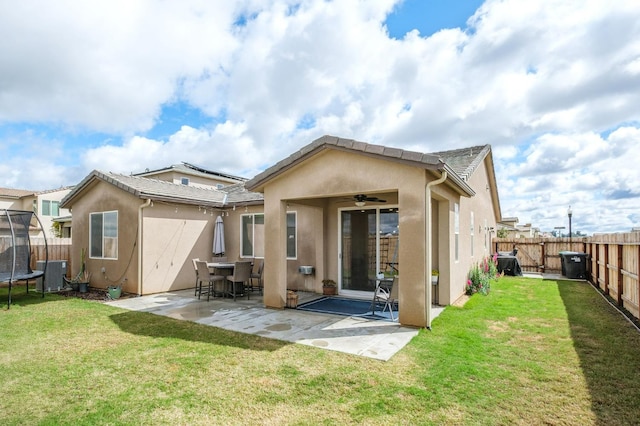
[30,238,72,277]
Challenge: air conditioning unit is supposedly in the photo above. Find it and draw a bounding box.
[36,260,67,292]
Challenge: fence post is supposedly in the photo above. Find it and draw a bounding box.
[617,244,623,306]
[604,245,610,295]
[592,242,598,287]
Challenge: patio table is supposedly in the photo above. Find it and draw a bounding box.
[207,262,235,297]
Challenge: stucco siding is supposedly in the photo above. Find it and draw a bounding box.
[70,181,140,294]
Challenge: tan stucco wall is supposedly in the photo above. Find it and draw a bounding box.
[69,181,140,294]
[141,204,215,294]
[431,157,499,305]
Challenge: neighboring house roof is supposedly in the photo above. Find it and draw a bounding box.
[246,135,478,196]
[53,215,72,223]
[60,170,263,209]
[0,187,35,199]
[135,162,247,183]
[33,186,75,196]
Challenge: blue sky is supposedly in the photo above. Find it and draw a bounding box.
[1,0,639,235]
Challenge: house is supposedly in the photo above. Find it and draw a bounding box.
[0,186,73,237]
[245,135,501,328]
[499,217,540,238]
[134,162,247,189]
[60,135,501,328]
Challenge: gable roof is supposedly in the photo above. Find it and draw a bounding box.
[245,135,478,196]
[60,170,262,209]
[432,145,491,181]
[135,162,247,184]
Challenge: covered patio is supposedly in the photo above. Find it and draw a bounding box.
[245,136,477,328]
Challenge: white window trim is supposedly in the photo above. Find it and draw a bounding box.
[454,203,459,262]
[240,213,264,259]
[470,211,475,258]
[286,211,297,260]
[89,210,118,260]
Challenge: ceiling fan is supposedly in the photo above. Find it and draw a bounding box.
[353,194,386,206]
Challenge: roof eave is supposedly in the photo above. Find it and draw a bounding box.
[441,164,476,197]
[245,135,445,192]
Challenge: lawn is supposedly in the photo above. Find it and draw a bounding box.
[1,277,640,425]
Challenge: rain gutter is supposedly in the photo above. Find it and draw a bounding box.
[138,198,152,295]
[425,171,447,329]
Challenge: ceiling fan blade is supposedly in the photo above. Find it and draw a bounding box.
[364,196,386,202]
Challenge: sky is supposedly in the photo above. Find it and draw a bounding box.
[1,0,639,235]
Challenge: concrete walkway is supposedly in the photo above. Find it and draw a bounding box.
[106,289,445,361]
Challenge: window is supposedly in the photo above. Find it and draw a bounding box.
[241,214,264,258]
[241,212,296,259]
[287,212,297,259]
[454,203,459,262]
[181,177,189,185]
[484,219,488,251]
[90,211,118,259]
[470,211,474,257]
[41,200,60,217]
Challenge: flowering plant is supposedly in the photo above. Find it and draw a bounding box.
[465,253,501,295]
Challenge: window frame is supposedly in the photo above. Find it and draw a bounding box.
[286,211,297,259]
[454,203,459,262]
[240,212,297,259]
[241,213,264,258]
[470,211,474,257]
[89,210,118,260]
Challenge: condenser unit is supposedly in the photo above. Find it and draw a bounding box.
[36,260,67,292]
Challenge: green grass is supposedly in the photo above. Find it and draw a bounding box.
[2,277,640,425]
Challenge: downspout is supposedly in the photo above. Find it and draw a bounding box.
[138,199,152,296]
[425,171,447,329]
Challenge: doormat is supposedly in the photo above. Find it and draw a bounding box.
[297,297,396,321]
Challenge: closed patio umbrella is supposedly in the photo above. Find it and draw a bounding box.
[213,215,225,256]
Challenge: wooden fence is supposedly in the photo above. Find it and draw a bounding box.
[2,237,73,276]
[494,232,640,321]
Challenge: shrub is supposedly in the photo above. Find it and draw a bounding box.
[466,253,501,295]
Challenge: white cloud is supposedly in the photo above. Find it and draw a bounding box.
[0,0,639,233]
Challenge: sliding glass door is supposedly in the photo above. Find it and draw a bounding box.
[340,207,399,296]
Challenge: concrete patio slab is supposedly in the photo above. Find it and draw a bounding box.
[106,289,444,361]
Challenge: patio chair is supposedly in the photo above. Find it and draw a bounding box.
[225,260,252,301]
[195,260,225,301]
[373,276,398,321]
[249,259,264,295]
[0,209,48,308]
[192,258,200,296]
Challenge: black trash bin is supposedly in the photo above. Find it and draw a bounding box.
[559,251,588,279]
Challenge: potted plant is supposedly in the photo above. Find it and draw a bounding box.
[107,285,122,300]
[63,248,92,293]
[322,279,337,295]
[431,269,439,285]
